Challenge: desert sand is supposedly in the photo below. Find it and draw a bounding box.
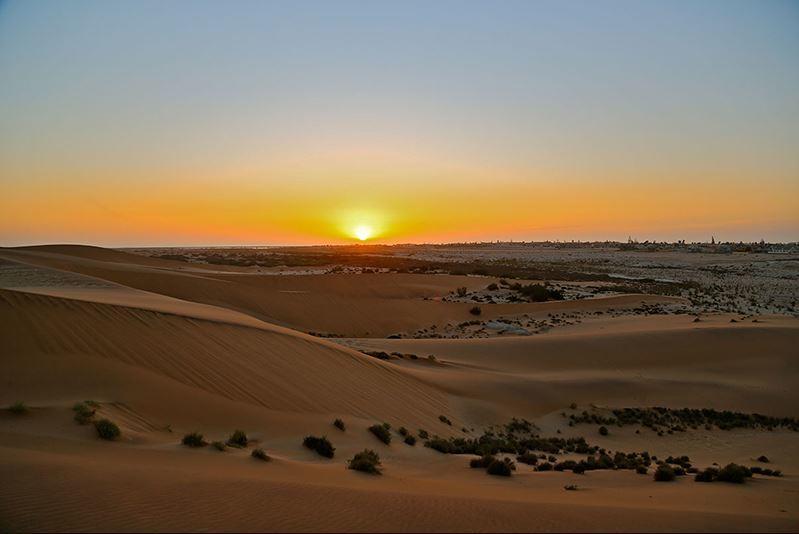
[1,245,797,532]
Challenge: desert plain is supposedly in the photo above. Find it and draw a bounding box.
[1,243,798,532]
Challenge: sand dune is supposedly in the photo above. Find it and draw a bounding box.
[0,245,683,337]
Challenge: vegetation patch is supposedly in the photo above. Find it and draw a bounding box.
[654,464,676,481]
[8,401,29,415]
[94,418,121,441]
[369,423,392,445]
[182,432,207,448]
[303,435,335,458]
[72,402,96,424]
[227,429,248,448]
[333,418,346,431]
[251,448,270,461]
[486,458,515,477]
[211,441,226,451]
[348,449,382,474]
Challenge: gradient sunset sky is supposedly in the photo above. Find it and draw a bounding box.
[1,0,797,246]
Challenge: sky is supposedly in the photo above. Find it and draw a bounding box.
[1,0,797,246]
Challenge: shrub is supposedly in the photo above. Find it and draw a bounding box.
[94,418,120,440]
[469,306,482,316]
[227,429,248,448]
[72,402,95,424]
[348,449,381,474]
[333,418,346,431]
[470,455,495,468]
[457,287,468,297]
[537,462,553,471]
[404,435,417,446]
[438,415,453,426]
[717,463,750,484]
[516,452,538,465]
[251,448,270,461]
[654,464,676,481]
[418,429,429,439]
[598,426,609,436]
[303,435,335,458]
[212,441,226,451]
[182,432,207,447]
[695,467,718,482]
[486,458,514,477]
[487,283,498,291]
[757,455,769,463]
[398,426,409,437]
[8,401,29,415]
[564,484,579,491]
[369,424,391,445]
[636,465,648,475]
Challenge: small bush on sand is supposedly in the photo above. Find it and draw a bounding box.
[8,401,29,415]
[348,449,382,474]
[598,426,609,436]
[369,423,392,445]
[717,463,750,484]
[182,432,207,447]
[212,441,226,451]
[695,467,718,482]
[486,458,515,477]
[398,426,409,437]
[404,434,417,446]
[470,455,496,468]
[333,418,346,431]
[654,464,676,482]
[564,484,579,491]
[438,415,453,426]
[303,435,335,458]
[72,402,95,424]
[636,465,648,475]
[487,283,498,291]
[227,429,248,448]
[516,452,539,465]
[94,418,120,440]
[757,455,769,463]
[536,462,553,471]
[469,306,482,316]
[251,448,270,461]
[418,429,429,439]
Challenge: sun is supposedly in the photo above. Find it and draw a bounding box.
[354,225,373,241]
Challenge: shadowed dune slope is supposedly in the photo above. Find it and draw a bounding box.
[0,288,448,426]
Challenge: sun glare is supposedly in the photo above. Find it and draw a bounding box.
[354,225,373,241]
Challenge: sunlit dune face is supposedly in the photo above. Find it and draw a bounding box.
[353,225,373,241]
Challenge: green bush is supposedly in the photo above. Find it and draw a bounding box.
[486,458,515,477]
[438,415,452,426]
[212,441,226,451]
[536,462,553,471]
[717,463,750,484]
[404,434,417,446]
[636,465,648,475]
[94,418,120,440]
[251,448,270,461]
[227,429,248,448]
[564,484,579,491]
[369,424,392,445]
[418,429,429,439]
[516,452,538,465]
[598,426,609,436]
[333,418,346,431]
[303,435,335,458]
[398,426,409,436]
[654,464,676,481]
[182,432,207,447]
[757,455,769,463]
[469,306,482,316]
[694,467,718,482]
[72,402,95,424]
[8,401,29,415]
[348,449,382,474]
